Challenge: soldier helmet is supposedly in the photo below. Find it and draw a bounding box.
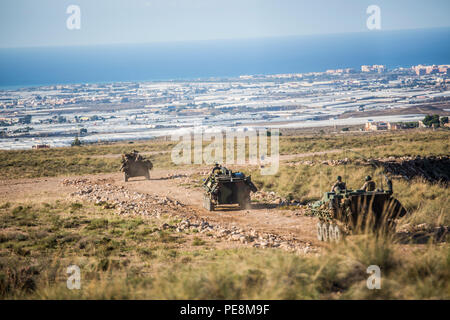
[365,175,372,181]
[336,176,342,181]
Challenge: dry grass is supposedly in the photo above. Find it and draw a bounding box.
[0,199,449,300]
[0,140,176,179]
[280,129,449,158]
[0,129,448,179]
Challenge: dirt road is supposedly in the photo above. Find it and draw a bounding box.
[120,169,320,245]
[0,167,323,253]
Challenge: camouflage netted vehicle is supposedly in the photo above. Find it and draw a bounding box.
[120,150,153,182]
[202,165,257,211]
[308,178,407,241]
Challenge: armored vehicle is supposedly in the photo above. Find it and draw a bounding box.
[309,178,407,241]
[120,150,153,182]
[202,165,257,211]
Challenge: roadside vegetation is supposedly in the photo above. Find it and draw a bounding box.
[279,129,449,158]
[250,164,450,226]
[0,200,448,299]
[0,139,176,179]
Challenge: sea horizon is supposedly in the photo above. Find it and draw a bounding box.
[1,27,450,89]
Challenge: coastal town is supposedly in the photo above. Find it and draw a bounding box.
[1,63,449,149]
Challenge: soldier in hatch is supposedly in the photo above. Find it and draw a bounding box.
[361,175,376,191]
[212,162,221,174]
[331,176,347,192]
[132,150,141,161]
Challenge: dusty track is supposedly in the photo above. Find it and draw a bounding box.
[0,167,324,253]
[119,169,320,247]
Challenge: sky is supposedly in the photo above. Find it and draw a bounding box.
[0,0,450,48]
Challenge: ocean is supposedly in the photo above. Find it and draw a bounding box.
[1,27,450,88]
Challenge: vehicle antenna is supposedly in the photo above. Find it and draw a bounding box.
[319,167,322,197]
[343,134,347,186]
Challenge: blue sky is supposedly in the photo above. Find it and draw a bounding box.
[1,0,450,48]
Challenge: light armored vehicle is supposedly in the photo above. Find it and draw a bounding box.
[202,165,257,211]
[120,150,153,182]
[309,178,407,241]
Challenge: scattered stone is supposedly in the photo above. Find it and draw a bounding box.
[62,177,316,254]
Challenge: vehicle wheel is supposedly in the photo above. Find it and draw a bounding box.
[317,222,323,241]
[322,223,329,241]
[334,225,341,241]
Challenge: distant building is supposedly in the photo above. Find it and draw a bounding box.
[413,64,450,76]
[413,66,427,76]
[418,121,427,128]
[426,65,439,74]
[374,65,386,73]
[365,121,388,131]
[361,65,371,72]
[438,65,450,75]
[32,144,50,149]
[361,65,386,73]
[365,121,400,131]
[18,115,32,124]
[326,68,355,74]
[387,122,400,130]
